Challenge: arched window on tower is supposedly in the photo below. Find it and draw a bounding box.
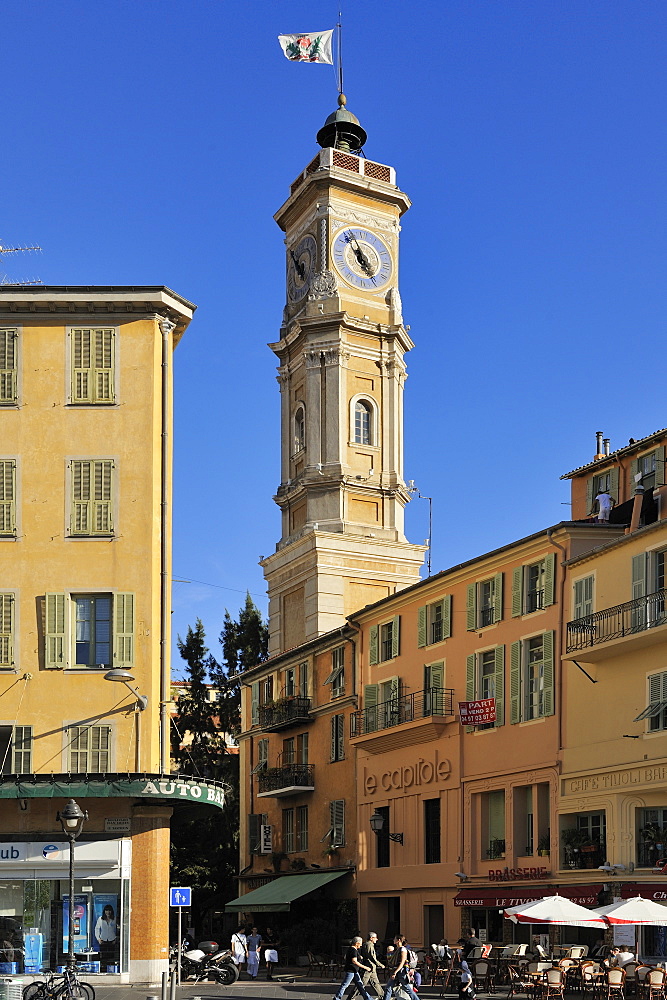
[294,405,305,453]
[354,399,372,445]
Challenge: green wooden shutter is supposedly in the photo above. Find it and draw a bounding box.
[429,661,444,690]
[543,552,556,607]
[574,576,594,619]
[609,466,619,503]
[494,644,505,727]
[466,654,476,700]
[466,584,477,631]
[331,715,342,760]
[0,329,17,403]
[93,460,114,532]
[71,460,90,533]
[94,329,115,402]
[542,630,555,717]
[364,683,378,732]
[331,799,345,847]
[0,593,14,668]
[630,458,639,487]
[72,329,92,402]
[45,592,68,668]
[511,567,523,618]
[12,725,32,773]
[586,476,594,514]
[299,660,309,697]
[248,813,261,854]
[493,572,503,623]
[369,625,379,665]
[251,682,259,725]
[428,662,444,714]
[0,461,16,535]
[649,673,663,706]
[389,675,400,703]
[417,606,427,648]
[443,594,452,638]
[510,641,521,725]
[91,725,111,770]
[113,593,134,667]
[632,554,647,599]
[391,616,400,658]
[656,446,666,488]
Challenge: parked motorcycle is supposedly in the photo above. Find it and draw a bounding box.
[171,940,239,987]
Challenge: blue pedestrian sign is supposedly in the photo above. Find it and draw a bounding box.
[170,887,191,907]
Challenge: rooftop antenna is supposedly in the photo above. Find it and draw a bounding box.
[0,240,43,286]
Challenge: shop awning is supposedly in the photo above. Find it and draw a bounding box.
[0,773,226,810]
[620,884,667,902]
[455,884,602,908]
[225,870,349,913]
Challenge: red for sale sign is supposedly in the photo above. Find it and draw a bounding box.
[459,698,496,725]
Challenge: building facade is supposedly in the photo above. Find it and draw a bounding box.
[0,287,225,983]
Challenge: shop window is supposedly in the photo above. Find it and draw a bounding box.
[0,725,32,773]
[637,807,667,867]
[467,574,503,630]
[417,596,451,647]
[424,798,441,864]
[68,725,111,772]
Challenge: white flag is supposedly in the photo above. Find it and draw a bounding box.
[278,30,334,65]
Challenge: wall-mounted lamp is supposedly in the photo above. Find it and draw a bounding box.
[598,863,626,873]
[369,810,403,845]
[104,669,148,711]
[455,872,469,881]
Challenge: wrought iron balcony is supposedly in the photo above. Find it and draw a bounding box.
[350,687,455,738]
[257,763,315,798]
[566,589,667,653]
[258,696,312,732]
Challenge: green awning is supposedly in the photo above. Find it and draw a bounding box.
[225,870,350,913]
[0,773,226,810]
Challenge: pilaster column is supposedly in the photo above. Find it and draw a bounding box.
[129,805,173,984]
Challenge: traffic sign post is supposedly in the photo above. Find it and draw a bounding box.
[170,887,191,985]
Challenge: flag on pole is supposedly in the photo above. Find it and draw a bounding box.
[278,30,334,64]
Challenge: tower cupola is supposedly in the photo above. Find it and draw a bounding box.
[316,93,367,152]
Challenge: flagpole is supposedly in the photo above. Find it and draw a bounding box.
[337,7,343,94]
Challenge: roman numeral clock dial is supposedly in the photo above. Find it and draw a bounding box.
[332,227,393,290]
[287,233,317,302]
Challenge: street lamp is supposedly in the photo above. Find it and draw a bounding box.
[369,810,403,845]
[105,669,148,771]
[56,798,88,971]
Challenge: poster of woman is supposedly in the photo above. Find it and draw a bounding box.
[92,894,119,969]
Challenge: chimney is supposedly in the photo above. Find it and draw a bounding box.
[603,438,610,456]
[595,431,604,461]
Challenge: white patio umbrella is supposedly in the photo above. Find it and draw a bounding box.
[594,896,667,925]
[503,894,607,927]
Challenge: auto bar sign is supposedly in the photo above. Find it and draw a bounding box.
[459,698,496,725]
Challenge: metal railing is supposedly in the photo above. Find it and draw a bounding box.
[566,589,667,652]
[350,687,455,737]
[526,589,545,613]
[257,763,314,793]
[258,696,312,730]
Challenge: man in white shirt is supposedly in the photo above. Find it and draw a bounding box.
[610,947,635,967]
[594,490,614,523]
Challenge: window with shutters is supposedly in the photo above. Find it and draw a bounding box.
[282,807,295,853]
[0,725,32,773]
[0,460,17,536]
[0,593,15,669]
[44,592,134,670]
[69,459,115,535]
[330,799,345,847]
[369,617,400,664]
[324,646,345,698]
[261,676,274,705]
[0,329,18,404]
[251,739,269,774]
[330,713,345,761]
[296,805,309,852]
[424,662,445,714]
[418,597,451,647]
[467,575,503,630]
[284,666,296,697]
[248,812,267,854]
[299,661,309,697]
[631,447,666,493]
[573,575,594,620]
[282,737,295,765]
[297,732,309,764]
[251,682,260,726]
[70,328,116,404]
[586,467,619,513]
[466,647,504,729]
[68,724,111,772]
[635,672,667,732]
[512,554,556,616]
[509,632,555,724]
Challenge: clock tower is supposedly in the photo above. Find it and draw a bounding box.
[261,96,426,655]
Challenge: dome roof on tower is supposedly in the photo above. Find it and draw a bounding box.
[316,94,367,153]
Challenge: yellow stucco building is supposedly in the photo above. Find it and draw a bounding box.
[0,286,226,983]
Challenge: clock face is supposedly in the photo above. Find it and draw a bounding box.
[287,233,317,302]
[332,227,393,290]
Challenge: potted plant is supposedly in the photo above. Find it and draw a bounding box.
[323,845,340,867]
[537,834,551,857]
[486,838,506,860]
[561,827,586,868]
[271,850,287,873]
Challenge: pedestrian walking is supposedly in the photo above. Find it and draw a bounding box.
[333,936,375,1000]
[246,926,262,979]
[383,935,418,1000]
[263,926,279,980]
[231,926,247,973]
[351,932,384,999]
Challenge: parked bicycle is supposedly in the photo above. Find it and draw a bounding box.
[22,967,95,1000]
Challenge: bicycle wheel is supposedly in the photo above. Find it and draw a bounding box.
[61,982,94,1000]
[23,984,46,1000]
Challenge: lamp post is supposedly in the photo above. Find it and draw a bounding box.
[56,798,88,972]
[369,810,403,845]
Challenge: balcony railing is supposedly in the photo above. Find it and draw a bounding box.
[526,588,545,613]
[258,696,312,731]
[350,687,455,738]
[257,763,314,795]
[566,589,667,653]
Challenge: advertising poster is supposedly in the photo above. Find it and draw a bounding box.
[62,894,89,954]
[92,893,119,967]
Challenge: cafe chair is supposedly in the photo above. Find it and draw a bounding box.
[568,947,590,960]
[581,961,604,997]
[602,967,626,1000]
[622,963,640,996]
[507,965,538,1000]
[472,959,496,994]
[544,967,566,1000]
[645,968,666,1000]
[635,965,653,1000]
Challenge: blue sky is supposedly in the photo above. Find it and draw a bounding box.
[4,1,667,675]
